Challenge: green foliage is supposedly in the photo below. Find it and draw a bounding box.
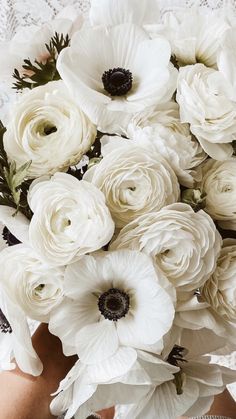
[181,188,207,212]
[13,32,70,91]
[67,131,103,180]
[0,121,32,219]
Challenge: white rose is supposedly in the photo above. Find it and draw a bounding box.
[177,64,236,160]
[201,239,236,322]
[198,159,236,229]
[127,102,206,187]
[4,81,96,178]
[28,173,115,266]
[0,244,64,322]
[83,137,180,228]
[161,9,229,68]
[111,203,222,292]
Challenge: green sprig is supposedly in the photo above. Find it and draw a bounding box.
[13,32,70,91]
[0,121,32,218]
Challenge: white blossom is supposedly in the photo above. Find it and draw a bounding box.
[4,81,96,178]
[28,173,115,266]
[84,137,180,228]
[49,250,175,366]
[127,102,206,187]
[177,64,236,160]
[57,24,177,132]
[111,203,222,292]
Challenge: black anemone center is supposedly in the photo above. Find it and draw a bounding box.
[167,345,187,367]
[0,309,12,334]
[102,67,133,96]
[98,288,130,321]
[2,226,21,247]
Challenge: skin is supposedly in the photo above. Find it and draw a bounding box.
[0,324,234,419]
[178,389,236,419]
[0,324,114,419]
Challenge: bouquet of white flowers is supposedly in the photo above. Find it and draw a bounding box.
[0,1,236,418]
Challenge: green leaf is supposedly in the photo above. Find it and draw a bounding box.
[181,188,207,212]
[4,160,32,208]
[13,32,70,91]
[0,121,33,219]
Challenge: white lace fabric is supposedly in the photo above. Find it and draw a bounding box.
[0,0,91,42]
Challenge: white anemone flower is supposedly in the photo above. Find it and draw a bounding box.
[124,351,236,419]
[57,23,177,132]
[0,6,83,87]
[161,8,229,68]
[0,287,42,376]
[50,351,178,419]
[49,250,175,368]
[0,303,15,372]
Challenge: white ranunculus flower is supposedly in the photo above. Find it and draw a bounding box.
[57,23,177,131]
[177,63,236,160]
[0,286,43,376]
[111,203,222,292]
[49,250,175,366]
[127,102,207,187]
[201,239,236,322]
[3,81,96,179]
[161,9,229,68]
[83,137,180,228]
[0,6,83,86]
[198,159,236,229]
[28,173,115,266]
[0,244,64,322]
[90,0,160,26]
[175,293,236,346]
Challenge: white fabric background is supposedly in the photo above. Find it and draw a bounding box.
[0,0,235,412]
